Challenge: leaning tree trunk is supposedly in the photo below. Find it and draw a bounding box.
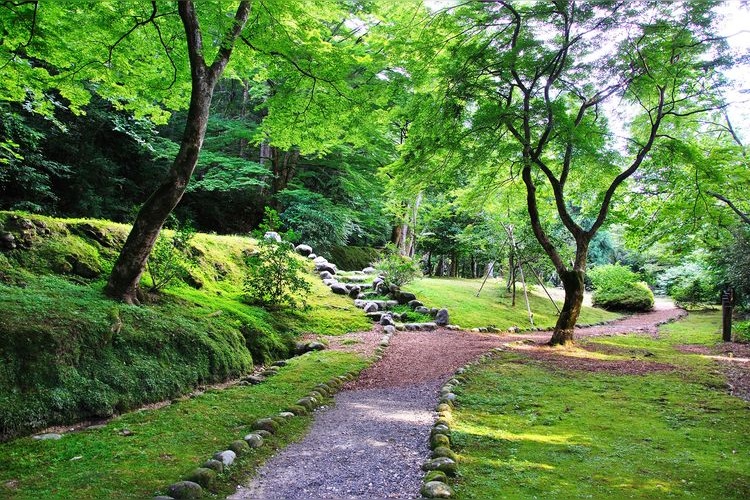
[105,82,214,304]
[548,269,585,345]
[105,0,250,304]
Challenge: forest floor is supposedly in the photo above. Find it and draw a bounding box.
[228,303,699,499]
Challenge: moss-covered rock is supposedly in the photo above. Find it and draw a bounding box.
[422,457,458,476]
[229,439,250,455]
[185,468,216,490]
[286,404,308,416]
[244,433,264,448]
[431,433,451,449]
[167,480,203,499]
[421,480,453,498]
[424,470,448,483]
[252,418,279,434]
[201,459,223,473]
[432,446,457,461]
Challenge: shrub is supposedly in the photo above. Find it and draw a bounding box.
[145,218,197,291]
[589,264,654,312]
[244,238,312,309]
[735,321,750,343]
[374,244,422,288]
[658,262,718,306]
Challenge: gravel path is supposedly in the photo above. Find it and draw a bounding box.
[229,384,437,499]
[229,303,685,499]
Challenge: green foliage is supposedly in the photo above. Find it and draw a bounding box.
[589,264,654,312]
[279,189,356,252]
[327,245,381,271]
[735,321,750,343]
[145,218,197,292]
[660,262,718,306]
[244,239,312,310]
[374,243,422,288]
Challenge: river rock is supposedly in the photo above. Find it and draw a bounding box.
[244,433,264,448]
[213,450,236,467]
[295,244,313,256]
[185,467,216,489]
[422,480,454,498]
[435,309,450,326]
[263,231,282,242]
[166,481,203,499]
[422,457,458,476]
[330,283,348,295]
[408,299,424,309]
[362,266,377,274]
[252,418,279,434]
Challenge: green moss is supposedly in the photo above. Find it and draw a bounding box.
[0,211,370,439]
[449,313,750,499]
[327,245,381,271]
[0,351,367,499]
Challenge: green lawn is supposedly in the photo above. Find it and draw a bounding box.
[404,277,620,329]
[448,311,750,499]
[0,350,367,499]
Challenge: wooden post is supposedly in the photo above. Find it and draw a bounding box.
[722,287,734,342]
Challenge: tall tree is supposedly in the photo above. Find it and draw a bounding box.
[389,0,730,344]
[106,1,251,303]
[1,1,386,303]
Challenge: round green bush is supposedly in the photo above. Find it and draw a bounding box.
[593,280,654,311]
[589,264,654,312]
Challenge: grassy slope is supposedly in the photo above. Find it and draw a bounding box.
[0,211,369,439]
[450,311,750,499]
[0,350,367,499]
[405,277,621,329]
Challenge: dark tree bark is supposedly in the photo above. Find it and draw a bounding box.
[105,1,251,304]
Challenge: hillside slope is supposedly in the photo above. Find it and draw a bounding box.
[0,212,369,440]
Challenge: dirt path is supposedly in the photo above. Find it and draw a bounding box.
[229,304,684,499]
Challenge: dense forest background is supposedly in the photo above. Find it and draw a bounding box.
[1,0,749,308]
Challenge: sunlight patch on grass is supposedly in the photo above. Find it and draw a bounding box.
[404,277,620,329]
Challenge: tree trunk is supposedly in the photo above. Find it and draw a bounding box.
[105,0,250,304]
[549,269,585,345]
[106,81,215,304]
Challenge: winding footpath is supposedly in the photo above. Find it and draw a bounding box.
[229,304,685,499]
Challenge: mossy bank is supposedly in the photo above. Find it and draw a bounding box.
[0,211,369,440]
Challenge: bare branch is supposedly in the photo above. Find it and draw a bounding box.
[708,191,750,226]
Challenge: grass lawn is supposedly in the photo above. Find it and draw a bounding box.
[0,350,367,499]
[405,277,621,329]
[449,311,750,499]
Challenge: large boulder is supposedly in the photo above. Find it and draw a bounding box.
[320,271,334,280]
[295,244,313,256]
[363,302,379,313]
[330,283,349,295]
[435,309,449,326]
[348,285,361,298]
